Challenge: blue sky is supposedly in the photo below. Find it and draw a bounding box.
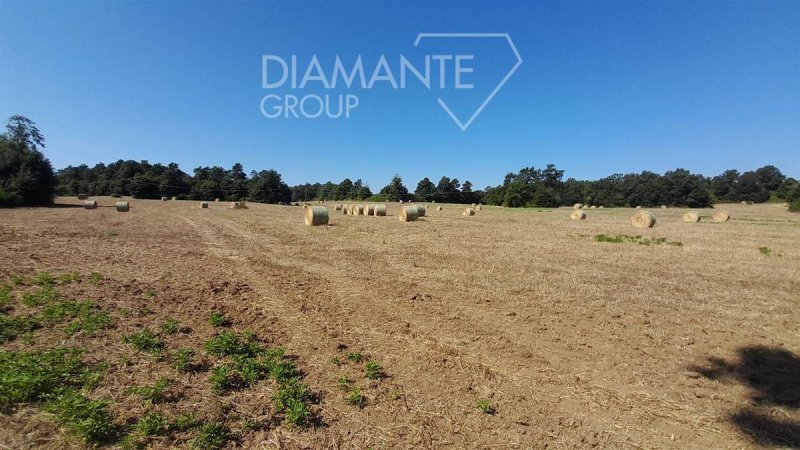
[1,0,798,189]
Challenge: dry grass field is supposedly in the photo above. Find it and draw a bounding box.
[1,198,798,449]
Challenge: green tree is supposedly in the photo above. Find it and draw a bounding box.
[0,116,57,206]
[415,177,437,201]
[379,175,409,201]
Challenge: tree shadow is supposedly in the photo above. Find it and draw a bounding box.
[689,345,800,447]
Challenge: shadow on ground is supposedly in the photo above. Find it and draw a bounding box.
[690,345,800,447]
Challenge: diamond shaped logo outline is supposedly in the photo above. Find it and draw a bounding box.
[414,33,523,131]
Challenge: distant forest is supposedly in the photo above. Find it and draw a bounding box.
[54,160,797,209]
[2,116,799,209]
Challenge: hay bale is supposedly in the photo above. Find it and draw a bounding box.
[365,204,375,215]
[741,201,748,205]
[598,206,604,209]
[353,204,364,215]
[161,197,168,201]
[115,201,130,212]
[278,201,284,205]
[342,204,349,214]
[782,202,789,207]
[631,210,656,228]
[712,210,730,222]
[660,205,667,209]
[574,203,582,209]
[436,206,443,211]
[399,206,418,222]
[477,205,482,211]
[334,204,342,211]
[471,203,476,207]
[77,194,89,200]
[304,206,329,226]
[570,210,586,221]
[374,204,387,216]
[200,202,209,209]
[230,202,248,209]
[215,198,220,202]
[172,196,177,201]
[83,200,97,210]
[463,208,476,216]
[415,205,426,217]
[590,205,596,209]
[682,211,700,223]
[399,200,404,204]
[635,206,642,209]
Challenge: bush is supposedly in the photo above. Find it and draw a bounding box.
[790,201,800,213]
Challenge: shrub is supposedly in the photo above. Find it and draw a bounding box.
[188,422,231,450]
[346,387,366,408]
[44,389,117,444]
[208,312,229,327]
[364,361,384,380]
[0,348,92,407]
[173,348,196,372]
[129,378,171,404]
[476,398,496,415]
[123,329,165,354]
[162,318,179,335]
[0,313,39,343]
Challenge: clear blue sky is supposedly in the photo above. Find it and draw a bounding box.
[1,0,798,189]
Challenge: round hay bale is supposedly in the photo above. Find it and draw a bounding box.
[477,205,482,211]
[416,204,426,217]
[582,205,587,209]
[741,201,748,205]
[570,210,586,221]
[399,200,404,204]
[278,201,284,205]
[83,200,97,210]
[436,206,443,211]
[215,198,220,202]
[573,203,582,209]
[635,205,642,209]
[334,204,342,211]
[471,203,476,207]
[77,194,89,200]
[365,204,375,215]
[342,204,350,214]
[374,204,387,216]
[660,205,667,209]
[463,208,476,216]
[230,201,248,209]
[631,210,656,228]
[353,204,364,215]
[161,197,168,201]
[712,211,730,222]
[172,196,178,201]
[590,205,596,209]
[304,206,329,226]
[399,206,419,222]
[682,211,700,223]
[598,206,604,209]
[782,202,789,207]
[115,201,130,212]
[200,202,209,209]
[432,200,436,203]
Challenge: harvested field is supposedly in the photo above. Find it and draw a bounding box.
[1,199,798,449]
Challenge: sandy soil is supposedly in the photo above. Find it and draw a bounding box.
[1,198,798,449]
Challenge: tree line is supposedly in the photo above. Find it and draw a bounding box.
[2,115,799,210]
